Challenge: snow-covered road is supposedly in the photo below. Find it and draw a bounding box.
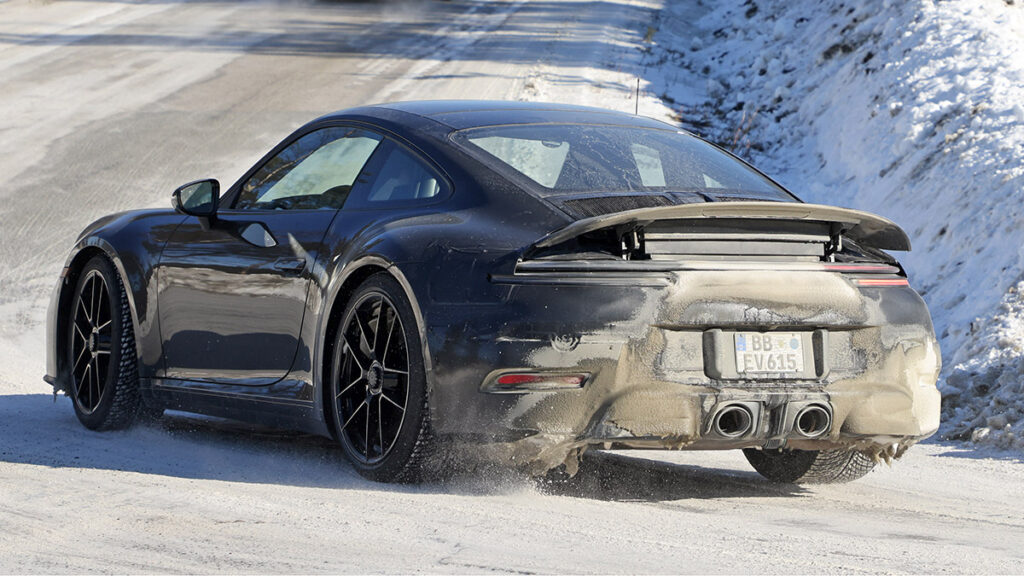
[1,0,1022,572]
[3,392,1024,573]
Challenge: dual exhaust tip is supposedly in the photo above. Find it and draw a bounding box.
[792,404,831,439]
[711,403,832,439]
[712,405,755,438]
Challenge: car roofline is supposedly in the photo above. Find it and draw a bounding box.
[313,100,681,131]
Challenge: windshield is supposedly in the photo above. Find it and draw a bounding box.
[452,124,796,202]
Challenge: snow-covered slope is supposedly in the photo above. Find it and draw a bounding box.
[644,0,1024,448]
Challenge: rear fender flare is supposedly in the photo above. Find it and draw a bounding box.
[313,255,434,429]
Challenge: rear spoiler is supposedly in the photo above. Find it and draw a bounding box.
[533,201,912,252]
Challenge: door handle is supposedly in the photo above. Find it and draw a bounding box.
[273,258,306,274]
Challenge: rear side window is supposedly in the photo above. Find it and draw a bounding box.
[346,140,448,209]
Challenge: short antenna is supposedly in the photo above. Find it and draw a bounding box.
[634,78,640,115]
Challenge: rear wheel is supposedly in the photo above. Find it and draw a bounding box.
[67,256,140,430]
[743,447,876,484]
[329,274,432,482]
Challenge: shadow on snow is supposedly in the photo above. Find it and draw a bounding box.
[0,393,805,500]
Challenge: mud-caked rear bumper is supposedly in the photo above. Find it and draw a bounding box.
[424,269,941,471]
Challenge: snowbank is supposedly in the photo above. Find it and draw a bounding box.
[645,0,1024,447]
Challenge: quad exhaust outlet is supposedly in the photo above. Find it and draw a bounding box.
[706,401,833,442]
[712,405,754,438]
[794,404,831,438]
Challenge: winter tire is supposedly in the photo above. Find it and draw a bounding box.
[743,447,876,484]
[67,256,140,430]
[330,273,433,482]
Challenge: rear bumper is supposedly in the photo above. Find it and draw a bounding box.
[425,268,941,471]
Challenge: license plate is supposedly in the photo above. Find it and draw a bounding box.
[734,332,804,374]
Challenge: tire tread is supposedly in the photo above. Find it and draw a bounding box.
[743,447,876,484]
[98,267,141,430]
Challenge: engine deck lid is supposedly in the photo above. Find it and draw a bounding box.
[532,201,911,252]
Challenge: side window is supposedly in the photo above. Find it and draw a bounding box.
[235,127,382,210]
[347,140,447,208]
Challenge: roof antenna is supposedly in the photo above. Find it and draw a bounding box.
[634,77,640,115]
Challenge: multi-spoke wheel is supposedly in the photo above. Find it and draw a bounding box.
[330,273,432,482]
[66,256,140,430]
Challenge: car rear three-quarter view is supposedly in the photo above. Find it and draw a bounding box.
[44,101,941,484]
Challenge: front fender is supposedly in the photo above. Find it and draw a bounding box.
[45,211,185,390]
[46,236,139,392]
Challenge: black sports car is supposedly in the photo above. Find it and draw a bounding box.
[45,101,941,483]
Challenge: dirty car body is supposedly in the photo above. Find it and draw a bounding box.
[45,101,941,482]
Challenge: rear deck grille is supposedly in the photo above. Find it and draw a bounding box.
[643,219,831,261]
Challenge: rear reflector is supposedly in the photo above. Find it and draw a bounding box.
[854,278,909,287]
[823,263,901,273]
[489,373,589,392]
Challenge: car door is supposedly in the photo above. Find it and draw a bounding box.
[156,125,383,385]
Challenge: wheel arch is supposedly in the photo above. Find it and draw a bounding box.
[51,238,144,393]
[316,255,434,439]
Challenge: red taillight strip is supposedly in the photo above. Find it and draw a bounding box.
[496,373,587,386]
[486,372,590,393]
[854,278,909,287]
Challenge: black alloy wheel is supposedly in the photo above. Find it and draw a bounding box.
[331,274,432,482]
[71,268,112,413]
[67,256,140,430]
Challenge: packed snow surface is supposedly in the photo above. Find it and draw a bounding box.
[3,395,1024,573]
[642,0,1024,449]
[2,0,1024,572]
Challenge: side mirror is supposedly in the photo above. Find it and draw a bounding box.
[172,179,220,219]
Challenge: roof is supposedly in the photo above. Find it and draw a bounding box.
[355,100,677,131]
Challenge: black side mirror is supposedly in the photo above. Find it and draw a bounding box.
[173,179,220,219]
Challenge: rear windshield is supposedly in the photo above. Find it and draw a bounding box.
[452,124,795,201]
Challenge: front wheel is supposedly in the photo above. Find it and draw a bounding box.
[329,274,433,482]
[743,447,876,484]
[66,256,140,430]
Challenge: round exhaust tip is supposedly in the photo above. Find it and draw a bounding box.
[714,405,754,438]
[795,405,831,438]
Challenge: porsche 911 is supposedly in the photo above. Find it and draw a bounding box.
[45,101,941,483]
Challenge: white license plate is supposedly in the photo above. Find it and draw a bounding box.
[734,332,804,374]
